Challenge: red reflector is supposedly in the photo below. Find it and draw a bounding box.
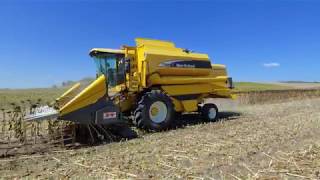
[103,112,117,119]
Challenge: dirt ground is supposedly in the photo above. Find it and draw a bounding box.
[0,98,320,179]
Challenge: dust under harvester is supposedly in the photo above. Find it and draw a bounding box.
[25,38,235,134]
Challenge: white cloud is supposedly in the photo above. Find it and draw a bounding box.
[263,62,280,68]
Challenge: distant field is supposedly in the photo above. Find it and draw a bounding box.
[274,82,320,89]
[234,82,293,92]
[0,88,66,109]
[234,82,320,92]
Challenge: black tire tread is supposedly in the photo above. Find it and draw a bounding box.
[201,104,219,122]
[134,90,175,131]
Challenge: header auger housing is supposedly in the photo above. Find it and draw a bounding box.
[25,38,235,133]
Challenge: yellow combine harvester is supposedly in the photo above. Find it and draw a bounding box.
[26,38,235,133]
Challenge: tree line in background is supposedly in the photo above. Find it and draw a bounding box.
[52,77,94,88]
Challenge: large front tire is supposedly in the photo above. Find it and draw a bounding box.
[134,90,176,131]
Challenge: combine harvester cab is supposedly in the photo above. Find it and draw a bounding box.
[25,38,236,134]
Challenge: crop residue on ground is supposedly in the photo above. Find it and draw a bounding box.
[0,97,319,179]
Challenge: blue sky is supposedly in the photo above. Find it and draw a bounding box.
[0,1,319,88]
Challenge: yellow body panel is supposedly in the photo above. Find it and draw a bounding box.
[162,84,214,96]
[113,94,135,112]
[148,73,228,85]
[136,38,176,48]
[181,100,198,112]
[156,67,211,76]
[163,83,232,112]
[56,83,81,108]
[60,75,106,116]
[231,94,237,100]
[171,98,183,112]
[135,38,210,88]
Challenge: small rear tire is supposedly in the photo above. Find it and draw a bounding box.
[201,104,219,122]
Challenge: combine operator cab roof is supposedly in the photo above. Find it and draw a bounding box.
[89,48,125,57]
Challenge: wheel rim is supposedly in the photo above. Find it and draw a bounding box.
[208,108,217,119]
[149,101,168,123]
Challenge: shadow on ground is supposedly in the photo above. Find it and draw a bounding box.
[0,111,242,157]
[75,111,242,146]
[174,111,242,128]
